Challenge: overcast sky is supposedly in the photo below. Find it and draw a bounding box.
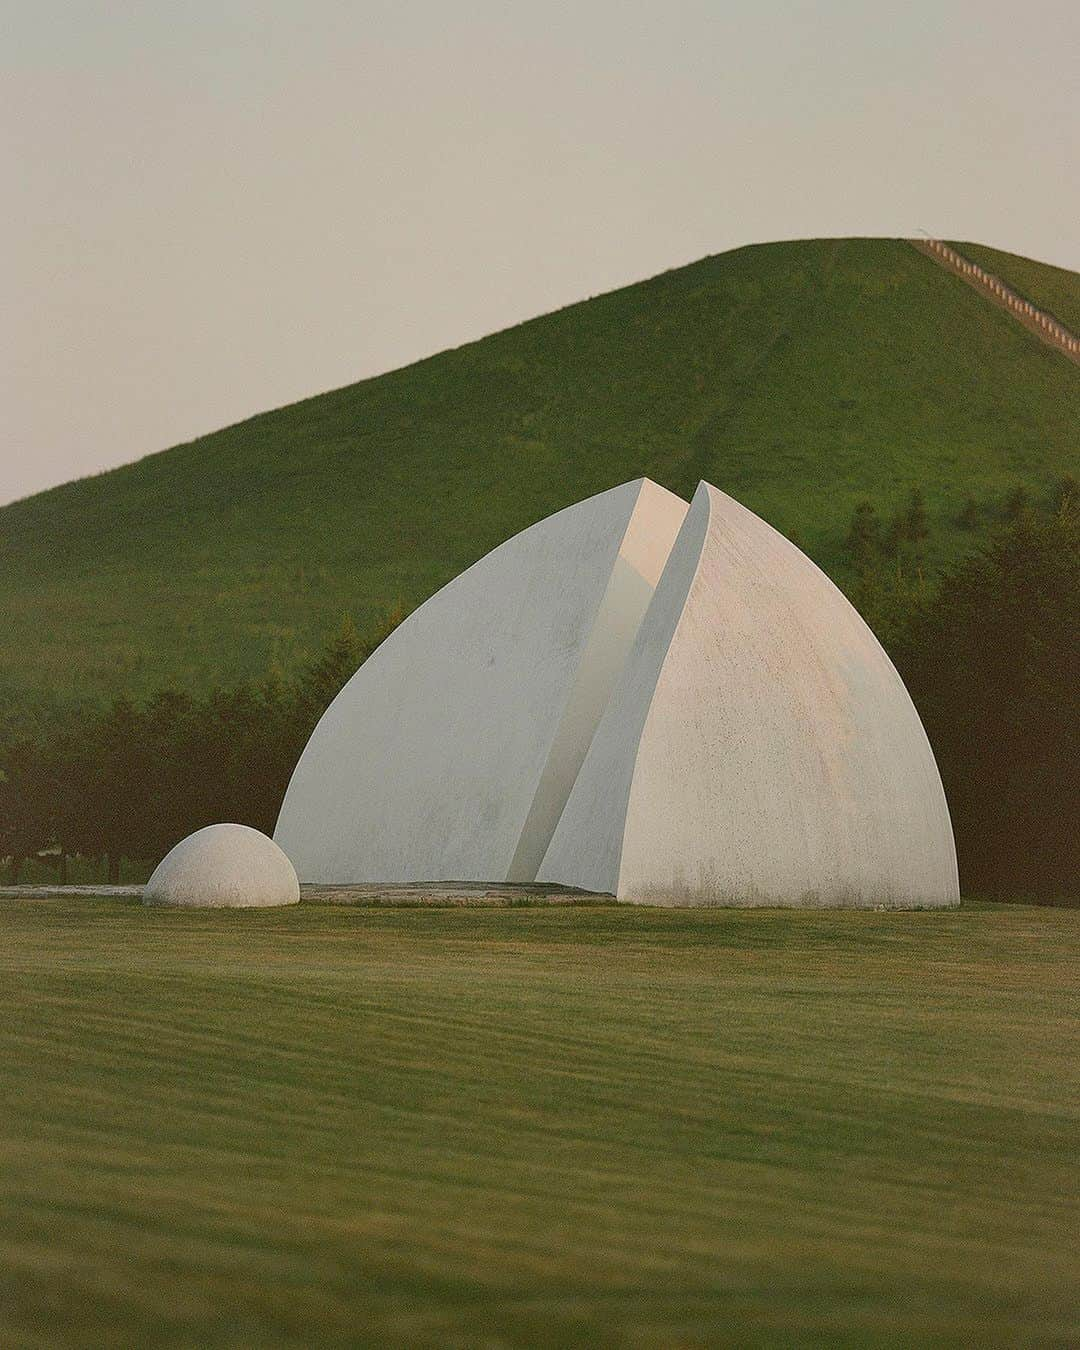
[3,0,1078,506]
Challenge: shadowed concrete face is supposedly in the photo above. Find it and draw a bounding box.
[539,482,959,908]
[505,483,687,881]
[274,479,687,884]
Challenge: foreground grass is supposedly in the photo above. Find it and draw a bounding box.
[1,900,1077,1347]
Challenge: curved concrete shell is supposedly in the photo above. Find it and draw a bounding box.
[538,482,959,908]
[274,479,688,883]
[144,823,300,908]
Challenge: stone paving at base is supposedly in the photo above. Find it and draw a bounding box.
[300,881,610,906]
[0,882,611,906]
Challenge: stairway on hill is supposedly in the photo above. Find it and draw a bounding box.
[910,238,1080,367]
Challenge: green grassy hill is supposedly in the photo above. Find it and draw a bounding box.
[2,897,1078,1345]
[3,237,1078,732]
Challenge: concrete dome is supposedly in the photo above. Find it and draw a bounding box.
[143,823,300,908]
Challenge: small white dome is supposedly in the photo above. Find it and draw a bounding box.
[143,823,300,908]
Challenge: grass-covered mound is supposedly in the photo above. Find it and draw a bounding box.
[2,237,1078,731]
[1,898,1077,1345]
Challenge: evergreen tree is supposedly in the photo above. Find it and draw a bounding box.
[48,723,100,873]
[294,615,365,725]
[1004,483,1030,521]
[1056,473,1079,513]
[0,741,48,882]
[882,512,905,560]
[88,697,148,882]
[844,501,880,572]
[904,486,929,547]
[138,688,199,858]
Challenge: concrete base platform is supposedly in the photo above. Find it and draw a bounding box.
[0,882,611,907]
[299,881,611,906]
[0,885,144,900]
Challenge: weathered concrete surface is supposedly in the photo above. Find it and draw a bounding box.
[274,479,687,884]
[143,823,300,908]
[540,482,960,908]
[0,882,612,907]
[299,882,612,907]
[0,885,143,900]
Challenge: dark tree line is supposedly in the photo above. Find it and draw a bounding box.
[0,609,403,884]
[844,487,930,574]
[844,479,1075,576]
[846,479,1079,898]
[891,503,1079,898]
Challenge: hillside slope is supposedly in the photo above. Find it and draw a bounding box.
[2,237,1078,729]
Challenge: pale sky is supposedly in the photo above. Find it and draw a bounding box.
[3,0,1078,506]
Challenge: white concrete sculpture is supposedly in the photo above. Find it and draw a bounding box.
[144,823,300,908]
[539,483,959,907]
[275,479,688,884]
[275,477,958,908]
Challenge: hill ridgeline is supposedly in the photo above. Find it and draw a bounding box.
[2,236,1078,733]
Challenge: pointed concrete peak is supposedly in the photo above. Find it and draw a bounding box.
[277,475,685,886]
[693,479,806,553]
[620,479,689,588]
[639,475,687,497]
[693,478,823,570]
[541,473,958,908]
[612,476,688,503]
[692,479,730,510]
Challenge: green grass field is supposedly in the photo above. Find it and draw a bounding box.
[3,237,1079,733]
[3,898,1077,1346]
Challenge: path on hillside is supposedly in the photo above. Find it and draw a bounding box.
[910,238,1080,367]
[675,238,845,496]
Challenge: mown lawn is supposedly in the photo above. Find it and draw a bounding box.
[1,899,1077,1347]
